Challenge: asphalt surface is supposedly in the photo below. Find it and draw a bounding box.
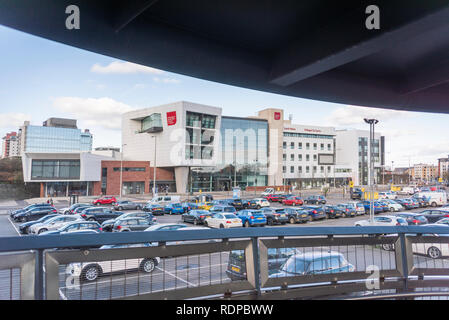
[1,195,449,300]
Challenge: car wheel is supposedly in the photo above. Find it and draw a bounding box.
[204,221,208,227]
[428,246,442,259]
[96,203,101,206]
[431,202,437,207]
[267,218,274,226]
[140,258,157,273]
[256,205,261,209]
[194,219,199,226]
[309,215,313,222]
[137,205,142,210]
[20,216,27,222]
[88,217,96,222]
[381,243,394,251]
[390,207,395,212]
[289,217,296,224]
[244,221,250,228]
[118,207,123,211]
[81,264,101,282]
[219,224,224,229]
[38,228,47,234]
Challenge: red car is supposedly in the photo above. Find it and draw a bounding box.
[92,196,117,206]
[282,196,303,206]
[264,194,283,202]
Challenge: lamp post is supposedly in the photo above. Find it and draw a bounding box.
[151,135,157,196]
[119,143,127,199]
[364,118,379,224]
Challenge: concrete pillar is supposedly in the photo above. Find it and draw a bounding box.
[174,167,189,194]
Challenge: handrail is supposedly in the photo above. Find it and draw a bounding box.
[1,226,449,252]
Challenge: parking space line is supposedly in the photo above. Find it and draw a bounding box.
[155,266,197,287]
[7,217,21,236]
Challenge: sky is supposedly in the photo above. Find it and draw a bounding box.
[1,25,448,168]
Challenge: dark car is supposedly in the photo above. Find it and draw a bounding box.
[351,188,363,200]
[40,221,103,235]
[321,205,344,219]
[209,205,237,214]
[101,212,156,232]
[10,203,54,219]
[395,213,428,225]
[60,203,91,215]
[419,209,449,223]
[337,203,357,217]
[13,206,58,222]
[182,210,213,225]
[412,196,430,208]
[302,205,327,220]
[229,198,246,210]
[285,208,311,224]
[304,195,326,205]
[261,208,289,225]
[72,205,95,215]
[245,199,262,209]
[226,247,299,281]
[377,201,389,212]
[112,217,154,232]
[18,214,59,234]
[80,207,123,223]
[143,204,165,215]
[113,201,143,211]
[193,194,214,202]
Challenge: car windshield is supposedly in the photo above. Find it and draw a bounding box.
[224,214,237,219]
[281,257,308,274]
[224,207,236,212]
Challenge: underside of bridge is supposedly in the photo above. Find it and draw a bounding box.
[1,0,449,113]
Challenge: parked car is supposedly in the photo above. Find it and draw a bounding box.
[204,213,242,229]
[92,196,117,206]
[302,205,327,220]
[346,202,366,215]
[197,202,214,210]
[144,223,192,231]
[147,195,181,205]
[377,201,390,212]
[228,198,246,210]
[30,214,83,234]
[236,210,267,227]
[13,206,58,222]
[101,212,156,232]
[354,216,408,227]
[181,202,198,212]
[40,221,102,235]
[66,243,160,282]
[80,207,123,223]
[143,204,165,215]
[18,214,59,234]
[419,209,449,223]
[226,247,300,281]
[381,232,449,259]
[112,200,143,211]
[361,201,384,214]
[164,203,185,215]
[337,203,357,217]
[282,196,304,206]
[285,208,311,224]
[378,192,398,200]
[395,213,428,225]
[209,205,237,214]
[321,205,345,219]
[113,217,154,232]
[182,210,213,225]
[415,192,448,207]
[59,203,91,215]
[10,203,54,219]
[248,198,270,209]
[72,205,95,215]
[395,198,417,210]
[304,195,326,205]
[411,196,430,208]
[434,218,449,226]
[264,194,285,202]
[260,208,289,225]
[351,188,363,200]
[380,199,403,212]
[270,251,355,277]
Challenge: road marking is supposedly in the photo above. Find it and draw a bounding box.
[7,217,21,236]
[59,288,68,300]
[156,266,197,287]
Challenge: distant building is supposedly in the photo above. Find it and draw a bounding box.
[412,163,437,182]
[438,156,449,181]
[1,131,21,158]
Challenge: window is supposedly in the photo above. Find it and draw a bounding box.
[313,154,317,161]
[283,142,286,149]
[320,143,324,150]
[328,144,331,151]
[298,142,302,149]
[113,167,146,172]
[141,113,162,132]
[320,166,324,173]
[306,166,310,173]
[328,166,331,172]
[290,142,294,149]
[283,166,286,173]
[313,166,317,173]
[290,166,294,173]
[283,154,286,161]
[306,143,310,150]
[290,154,294,161]
[31,160,80,180]
[298,166,302,173]
[298,154,302,161]
[313,143,317,150]
[306,155,310,161]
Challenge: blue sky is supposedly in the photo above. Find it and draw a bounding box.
[1,25,448,168]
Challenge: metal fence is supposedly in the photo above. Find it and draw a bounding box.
[1,226,449,300]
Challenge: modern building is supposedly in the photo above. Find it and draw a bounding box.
[335,129,385,186]
[412,163,438,183]
[438,156,449,181]
[1,132,21,158]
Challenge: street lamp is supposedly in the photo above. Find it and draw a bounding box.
[151,135,157,195]
[364,118,379,224]
[119,143,127,199]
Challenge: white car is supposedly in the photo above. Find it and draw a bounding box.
[378,192,398,200]
[204,213,242,229]
[381,199,403,212]
[346,202,366,215]
[252,198,270,208]
[29,214,83,234]
[66,243,161,282]
[354,216,408,227]
[144,223,202,231]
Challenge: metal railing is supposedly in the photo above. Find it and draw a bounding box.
[1,226,449,300]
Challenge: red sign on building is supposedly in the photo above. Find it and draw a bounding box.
[274,112,281,120]
[167,111,177,126]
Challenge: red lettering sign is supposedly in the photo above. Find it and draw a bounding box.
[274,112,281,120]
[167,111,177,126]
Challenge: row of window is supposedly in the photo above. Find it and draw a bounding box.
[283,166,332,174]
[112,167,146,172]
[283,154,330,162]
[31,160,80,180]
[186,112,217,129]
[283,133,334,139]
[283,141,332,151]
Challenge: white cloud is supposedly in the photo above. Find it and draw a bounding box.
[326,105,413,127]
[52,97,135,130]
[91,61,164,75]
[0,113,31,129]
[153,77,181,84]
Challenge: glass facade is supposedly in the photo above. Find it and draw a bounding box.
[44,181,93,197]
[189,117,268,192]
[31,160,80,180]
[25,125,93,153]
[141,113,163,133]
[185,112,217,160]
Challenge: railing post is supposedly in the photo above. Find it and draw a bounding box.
[251,237,261,296]
[34,249,44,300]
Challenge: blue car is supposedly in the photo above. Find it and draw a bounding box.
[302,206,327,220]
[270,251,355,277]
[164,203,185,215]
[361,201,384,214]
[236,210,267,227]
[181,202,198,212]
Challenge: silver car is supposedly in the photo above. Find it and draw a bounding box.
[30,214,83,234]
[112,201,143,211]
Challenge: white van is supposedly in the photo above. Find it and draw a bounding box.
[147,195,181,205]
[416,192,447,207]
[398,187,416,195]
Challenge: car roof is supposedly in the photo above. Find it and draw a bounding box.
[292,251,344,261]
